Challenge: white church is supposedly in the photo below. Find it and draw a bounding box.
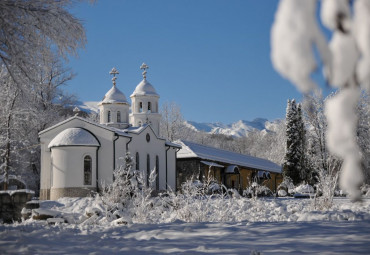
[39,64,181,200]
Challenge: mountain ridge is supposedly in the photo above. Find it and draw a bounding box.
[75,101,279,137]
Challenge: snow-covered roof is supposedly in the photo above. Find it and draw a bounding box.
[176,140,282,173]
[39,116,132,138]
[165,141,182,149]
[100,86,129,104]
[131,79,159,97]
[200,160,224,168]
[48,128,100,148]
[225,165,239,174]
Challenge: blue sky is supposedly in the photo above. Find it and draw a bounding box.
[66,0,326,123]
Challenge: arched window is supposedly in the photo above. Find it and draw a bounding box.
[139,102,143,113]
[107,111,111,123]
[147,154,150,187]
[148,102,151,112]
[117,111,121,122]
[156,155,159,190]
[136,152,140,170]
[84,155,92,185]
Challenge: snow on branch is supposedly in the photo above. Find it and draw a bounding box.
[271,0,370,200]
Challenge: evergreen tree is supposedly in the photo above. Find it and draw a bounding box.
[283,99,306,185]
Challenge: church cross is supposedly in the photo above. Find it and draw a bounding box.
[109,67,119,86]
[140,63,149,80]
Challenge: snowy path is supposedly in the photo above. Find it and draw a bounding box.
[1,220,370,254]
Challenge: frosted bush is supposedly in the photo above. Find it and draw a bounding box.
[278,189,287,197]
[312,167,339,210]
[294,184,314,194]
[278,176,295,196]
[243,182,273,198]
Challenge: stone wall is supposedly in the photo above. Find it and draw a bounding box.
[50,187,97,200]
[0,190,34,223]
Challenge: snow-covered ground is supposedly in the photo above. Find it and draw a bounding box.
[1,197,370,254]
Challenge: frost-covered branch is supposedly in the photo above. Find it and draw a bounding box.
[271,0,370,200]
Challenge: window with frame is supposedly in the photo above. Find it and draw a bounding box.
[147,154,150,187]
[156,155,159,190]
[136,152,140,170]
[84,155,92,185]
[107,111,111,123]
[117,111,121,122]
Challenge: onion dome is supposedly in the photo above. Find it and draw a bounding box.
[131,79,159,97]
[101,86,128,104]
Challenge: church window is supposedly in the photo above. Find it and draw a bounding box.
[84,155,92,185]
[117,111,121,122]
[146,133,150,142]
[107,111,111,123]
[147,154,150,187]
[156,155,159,190]
[136,152,140,170]
[139,102,143,113]
[148,102,151,112]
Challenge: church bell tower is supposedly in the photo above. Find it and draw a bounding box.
[98,68,130,129]
[129,63,161,136]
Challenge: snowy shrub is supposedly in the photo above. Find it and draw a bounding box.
[361,184,370,198]
[278,189,287,197]
[278,176,295,196]
[98,152,158,224]
[312,167,339,210]
[294,184,314,194]
[243,182,273,198]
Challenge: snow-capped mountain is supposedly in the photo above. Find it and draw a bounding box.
[75,101,280,137]
[75,101,99,113]
[185,118,277,137]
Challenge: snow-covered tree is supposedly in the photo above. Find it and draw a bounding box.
[357,92,370,184]
[0,0,86,85]
[0,59,76,191]
[271,0,370,200]
[283,99,306,185]
[160,102,191,141]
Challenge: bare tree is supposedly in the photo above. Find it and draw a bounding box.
[160,102,191,141]
[0,0,86,85]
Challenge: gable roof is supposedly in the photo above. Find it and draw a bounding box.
[38,116,131,138]
[176,140,281,173]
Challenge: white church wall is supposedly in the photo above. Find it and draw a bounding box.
[114,136,129,170]
[39,140,51,199]
[128,127,169,190]
[39,118,122,198]
[166,147,177,190]
[50,146,97,189]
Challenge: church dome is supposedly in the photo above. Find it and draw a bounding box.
[100,86,128,104]
[131,79,159,97]
[48,128,100,148]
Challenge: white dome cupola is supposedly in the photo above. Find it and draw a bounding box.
[98,67,130,129]
[130,63,161,135]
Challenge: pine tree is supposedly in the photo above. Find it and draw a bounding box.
[283,99,306,185]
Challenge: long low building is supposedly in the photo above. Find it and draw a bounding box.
[176,140,283,193]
